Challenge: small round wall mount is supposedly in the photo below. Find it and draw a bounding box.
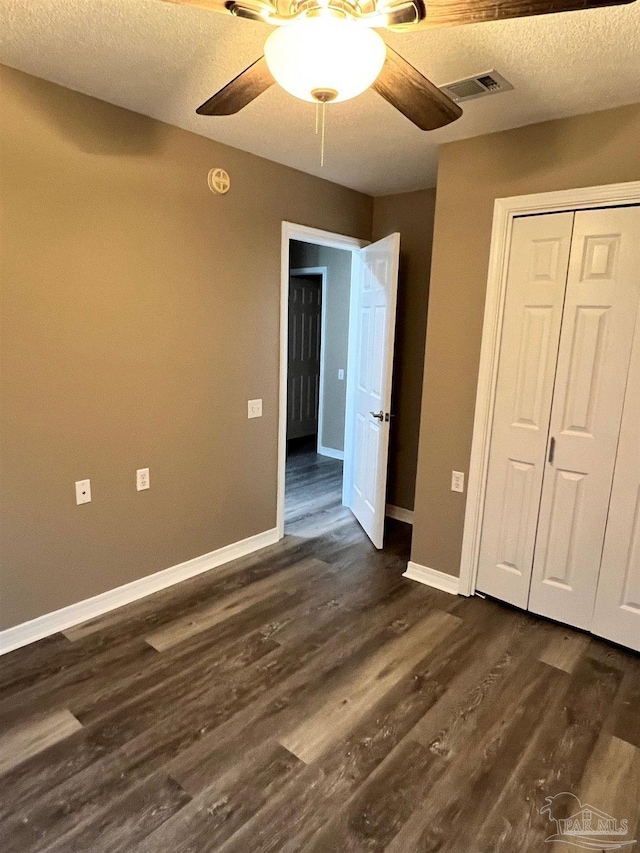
[208,168,230,194]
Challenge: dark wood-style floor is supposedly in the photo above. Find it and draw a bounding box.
[1,444,639,852]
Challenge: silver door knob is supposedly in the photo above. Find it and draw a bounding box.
[370,411,384,421]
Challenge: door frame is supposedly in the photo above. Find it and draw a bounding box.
[459,180,640,597]
[278,222,369,539]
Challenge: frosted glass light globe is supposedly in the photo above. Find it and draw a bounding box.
[264,16,386,104]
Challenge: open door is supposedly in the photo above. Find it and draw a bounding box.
[344,233,400,548]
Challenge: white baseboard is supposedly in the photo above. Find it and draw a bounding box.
[385,504,414,525]
[403,561,460,595]
[0,527,280,656]
[317,445,344,461]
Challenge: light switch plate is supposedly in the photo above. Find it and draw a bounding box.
[248,399,262,419]
[75,479,91,505]
[137,468,150,491]
[338,369,345,380]
[451,471,465,493]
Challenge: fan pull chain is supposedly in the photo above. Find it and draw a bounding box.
[312,102,327,167]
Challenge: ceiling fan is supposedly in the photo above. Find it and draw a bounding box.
[160,0,635,131]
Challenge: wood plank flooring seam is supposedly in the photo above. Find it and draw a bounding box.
[0,708,83,777]
[1,446,638,853]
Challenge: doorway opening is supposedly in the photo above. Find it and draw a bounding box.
[278,222,404,551]
[285,255,349,538]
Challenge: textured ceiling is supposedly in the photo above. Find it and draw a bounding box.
[1,0,639,195]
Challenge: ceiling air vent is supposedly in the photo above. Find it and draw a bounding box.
[439,71,513,103]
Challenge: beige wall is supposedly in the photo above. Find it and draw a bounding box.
[289,241,352,453]
[411,103,640,577]
[0,66,372,630]
[372,189,436,511]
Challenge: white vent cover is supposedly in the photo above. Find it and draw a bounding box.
[439,71,513,103]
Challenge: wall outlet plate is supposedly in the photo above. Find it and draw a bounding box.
[75,479,91,505]
[451,471,465,493]
[248,399,263,419]
[137,468,150,491]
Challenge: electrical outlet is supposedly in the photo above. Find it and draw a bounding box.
[248,399,262,419]
[451,471,465,493]
[75,479,91,505]
[137,468,150,491]
[338,369,345,381]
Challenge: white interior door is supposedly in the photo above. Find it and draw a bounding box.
[476,213,574,607]
[528,206,640,629]
[345,233,400,549]
[592,300,640,652]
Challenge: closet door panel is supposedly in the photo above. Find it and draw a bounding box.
[592,288,640,651]
[476,213,574,607]
[528,207,640,630]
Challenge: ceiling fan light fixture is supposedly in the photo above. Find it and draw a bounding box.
[264,16,386,104]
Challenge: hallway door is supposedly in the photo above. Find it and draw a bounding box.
[287,275,322,441]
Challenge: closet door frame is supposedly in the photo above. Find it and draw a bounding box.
[459,180,640,598]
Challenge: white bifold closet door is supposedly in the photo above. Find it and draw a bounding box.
[592,297,640,653]
[476,212,574,608]
[477,205,640,638]
[528,207,640,629]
